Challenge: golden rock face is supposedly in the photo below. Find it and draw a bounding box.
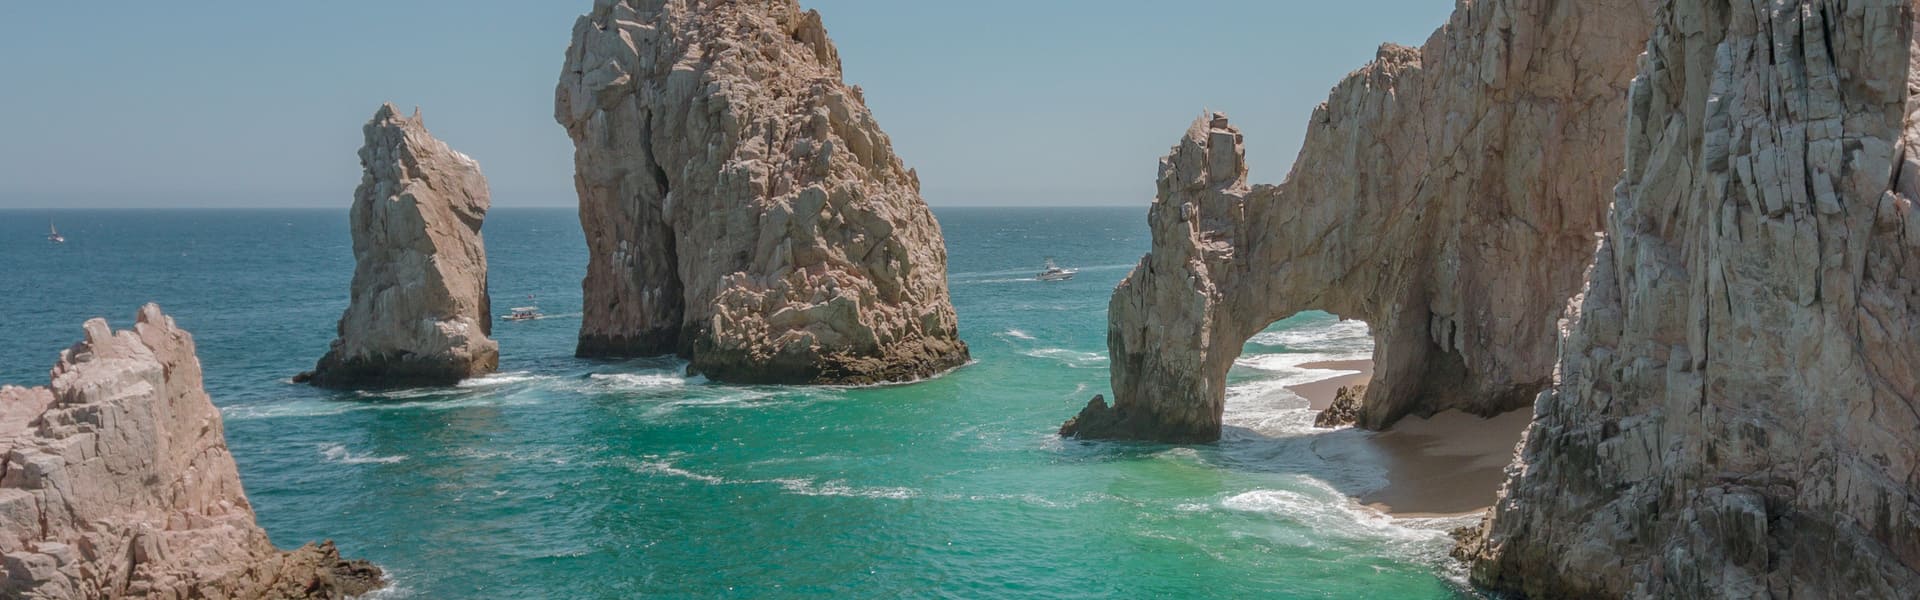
[1070,0,1652,442]
[557,0,967,384]
[1471,1,1920,597]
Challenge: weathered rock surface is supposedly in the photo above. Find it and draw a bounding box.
[308,103,497,389]
[1313,385,1365,429]
[1463,1,1920,596]
[1065,0,1652,442]
[1,305,382,598]
[556,0,969,384]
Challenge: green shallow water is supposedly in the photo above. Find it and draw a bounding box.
[1,207,1473,598]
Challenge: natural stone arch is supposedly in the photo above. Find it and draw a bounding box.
[1063,0,1652,442]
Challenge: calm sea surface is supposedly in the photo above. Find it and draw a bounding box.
[0,207,1468,598]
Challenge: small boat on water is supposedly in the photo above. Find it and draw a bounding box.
[503,294,543,321]
[47,221,65,244]
[1036,258,1077,282]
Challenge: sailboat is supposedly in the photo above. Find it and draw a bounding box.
[1036,258,1077,281]
[46,221,65,244]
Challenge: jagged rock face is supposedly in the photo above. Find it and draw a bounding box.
[1064,0,1652,442]
[0,305,382,598]
[1466,1,1920,596]
[1314,385,1365,429]
[309,103,497,389]
[556,0,969,384]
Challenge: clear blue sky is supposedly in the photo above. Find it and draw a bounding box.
[0,1,1454,208]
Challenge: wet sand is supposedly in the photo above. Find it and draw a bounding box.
[1359,408,1532,517]
[1287,359,1373,410]
[1288,359,1533,518]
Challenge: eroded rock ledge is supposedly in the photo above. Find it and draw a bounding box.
[1,305,382,598]
[1461,1,1920,596]
[1064,0,1651,442]
[308,103,497,389]
[557,0,969,385]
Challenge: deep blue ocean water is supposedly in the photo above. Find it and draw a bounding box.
[0,207,1470,598]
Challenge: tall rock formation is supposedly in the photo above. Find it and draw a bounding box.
[1464,1,1920,596]
[556,0,969,384]
[0,305,382,598]
[307,103,497,389]
[1062,0,1652,442]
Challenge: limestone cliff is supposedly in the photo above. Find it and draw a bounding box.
[308,103,497,389]
[1464,1,1920,596]
[556,0,969,384]
[0,305,382,598]
[1063,0,1651,442]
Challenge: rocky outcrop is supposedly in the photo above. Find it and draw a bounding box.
[1,305,382,598]
[308,103,497,389]
[1063,0,1653,442]
[1463,1,1920,596]
[556,0,969,384]
[1313,385,1365,429]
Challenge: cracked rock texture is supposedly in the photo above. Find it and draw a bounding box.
[1,305,382,598]
[1065,0,1651,442]
[1464,0,1920,596]
[556,0,969,384]
[309,103,497,389]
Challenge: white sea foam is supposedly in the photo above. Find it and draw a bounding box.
[637,390,777,418]
[587,372,692,390]
[356,575,414,599]
[1020,348,1108,368]
[319,443,407,465]
[222,391,545,421]
[769,478,919,500]
[631,459,729,484]
[1001,328,1037,341]
[625,458,923,500]
[457,371,552,388]
[1231,351,1366,375]
[1247,319,1373,353]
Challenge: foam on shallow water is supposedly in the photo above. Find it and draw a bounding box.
[1019,348,1108,369]
[1247,318,1373,354]
[319,443,408,465]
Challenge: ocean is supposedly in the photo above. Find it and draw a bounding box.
[0,207,1471,598]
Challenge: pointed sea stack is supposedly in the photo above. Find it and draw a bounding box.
[556,0,969,385]
[0,305,382,598]
[307,103,497,389]
[1462,1,1920,595]
[1064,0,1651,442]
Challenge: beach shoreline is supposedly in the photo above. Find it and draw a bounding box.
[1287,359,1372,410]
[1287,359,1532,519]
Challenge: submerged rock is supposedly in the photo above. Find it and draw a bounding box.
[308,103,497,389]
[0,304,383,598]
[1463,1,1920,596]
[1065,0,1651,442]
[556,0,968,384]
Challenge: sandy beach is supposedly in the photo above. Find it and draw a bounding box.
[1287,359,1373,410]
[1289,359,1532,518]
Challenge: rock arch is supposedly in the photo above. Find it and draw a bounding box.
[1063,0,1652,442]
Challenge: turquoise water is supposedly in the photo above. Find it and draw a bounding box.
[1,208,1470,598]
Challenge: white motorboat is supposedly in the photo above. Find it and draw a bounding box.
[503,294,542,321]
[1036,258,1077,281]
